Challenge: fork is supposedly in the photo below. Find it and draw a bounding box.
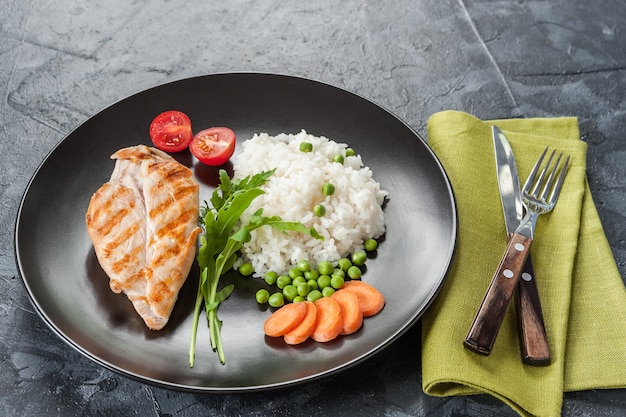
[464,147,570,356]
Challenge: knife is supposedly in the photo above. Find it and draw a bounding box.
[463,126,551,365]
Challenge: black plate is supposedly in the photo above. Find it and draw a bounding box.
[15,73,456,392]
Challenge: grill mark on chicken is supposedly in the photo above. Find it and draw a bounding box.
[104,222,142,257]
[155,208,197,239]
[97,209,128,237]
[111,244,144,274]
[121,269,149,292]
[151,247,183,269]
[173,184,198,200]
[89,192,133,237]
[147,186,197,219]
[148,197,176,220]
[86,145,201,330]
[149,281,174,306]
[148,161,191,180]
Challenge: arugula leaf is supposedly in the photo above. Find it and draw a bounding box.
[189,168,320,367]
[246,211,323,240]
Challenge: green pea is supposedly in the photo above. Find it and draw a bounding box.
[348,265,362,279]
[322,287,336,297]
[307,290,322,302]
[352,250,367,266]
[330,275,345,289]
[283,285,298,302]
[296,259,311,272]
[288,267,303,279]
[364,238,378,251]
[292,276,306,287]
[338,257,352,272]
[299,141,313,152]
[255,289,269,304]
[314,204,326,217]
[304,269,319,280]
[264,271,278,285]
[322,182,335,196]
[293,296,306,303]
[268,292,284,307]
[318,261,334,275]
[276,275,291,289]
[296,283,311,297]
[332,269,345,279]
[317,274,331,289]
[345,147,356,157]
[332,154,344,164]
[239,262,253,276]
[307,279,319,291]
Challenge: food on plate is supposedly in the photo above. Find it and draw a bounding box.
[263,302,308,338]
[85,145,201,330]
[263,281,384,344]
[87,126,387,362]
[341,280,385,317]
[244,131,387,346]
[190,127,236,166]
[148,110,237,166]
[189,169,320,366]
[232,130,388,276]
[255,252,370,307]
[311,297,343,342]
[284,301,317,345]
[364,238,378,251]
[331,289,363,335]
[149,110,193,152]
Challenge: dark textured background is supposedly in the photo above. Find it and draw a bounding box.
[1,0,624,415]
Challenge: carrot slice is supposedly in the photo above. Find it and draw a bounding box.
[263,302,308,337]
[342,280,385,317]
[284,301,318,345]
[311,297,343,342]
[331,289,363,335]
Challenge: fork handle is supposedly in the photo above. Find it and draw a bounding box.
[516,254,551,365]
[464,232,532,355]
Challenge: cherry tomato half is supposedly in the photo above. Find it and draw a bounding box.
[149,110,193,152]
[190,127,236,166]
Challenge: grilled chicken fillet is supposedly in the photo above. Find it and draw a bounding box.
[86,145,201,330]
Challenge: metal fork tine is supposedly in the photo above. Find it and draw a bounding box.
[523,147,548,195]
[549,155,570,204]
[532,149,556,196]
[540,153,563,201]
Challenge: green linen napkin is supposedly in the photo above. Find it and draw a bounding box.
[421,110,626,417]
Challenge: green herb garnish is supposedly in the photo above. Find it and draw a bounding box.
[189,169,321,366]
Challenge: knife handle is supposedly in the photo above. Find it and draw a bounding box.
[464,232,532,355]
[516,254,551,366]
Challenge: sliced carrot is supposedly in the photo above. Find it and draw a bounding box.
[284,301,318,345]
[263,302,308,337]
[342,280,385,317]
[311,297,343,343]
[331,289,363,335]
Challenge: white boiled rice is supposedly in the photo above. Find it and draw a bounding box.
[232,130,387,276]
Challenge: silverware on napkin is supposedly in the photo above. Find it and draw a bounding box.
[462,126,551,364]
[464,142,569,359]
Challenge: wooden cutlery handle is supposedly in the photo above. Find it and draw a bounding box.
[464,233,532,355]
[516,254,551,365]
